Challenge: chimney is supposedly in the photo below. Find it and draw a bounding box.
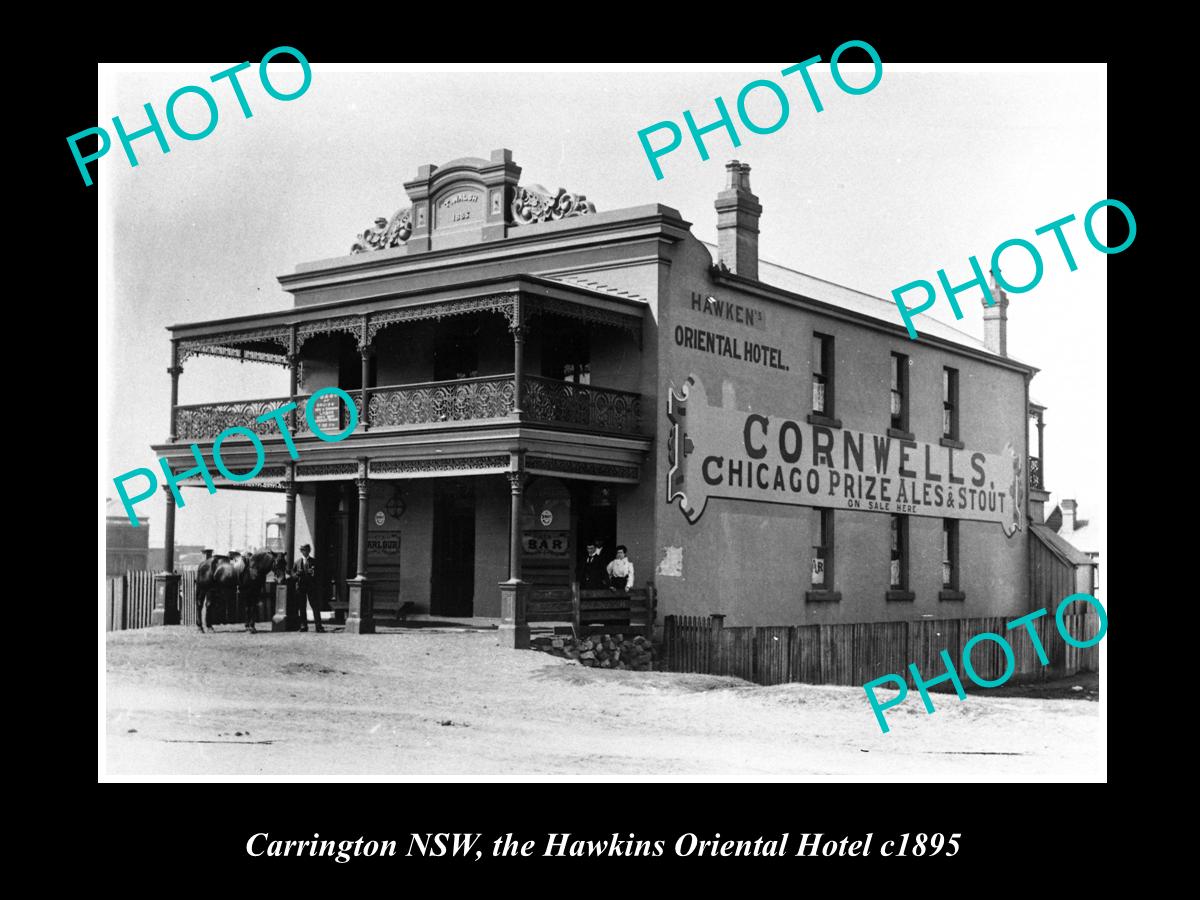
[715,161,762,280]
[1060,499,1077,534]
[983,269,1009,356]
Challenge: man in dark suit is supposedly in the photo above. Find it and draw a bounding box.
[581,540,607,590]
[294,543,325,633]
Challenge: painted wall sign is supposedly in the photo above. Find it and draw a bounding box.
[689,292,767,331]
[667,374,1024,536]
[366,531,401,555]
[523,531,569,556]
[672,323,789,371]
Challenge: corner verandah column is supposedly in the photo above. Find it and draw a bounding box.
[345,457,375,634]
[273,466,299,631]
[153,344,183,626]
[152,485,180,626]
[499,451,529,649]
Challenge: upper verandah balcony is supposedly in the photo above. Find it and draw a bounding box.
[164,276,648,444]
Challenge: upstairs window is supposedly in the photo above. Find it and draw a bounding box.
[812,333,833,416]
[890,353,908,432]
[943,367,959,441]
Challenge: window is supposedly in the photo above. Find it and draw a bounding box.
[943,367,959,441]
[890,352,908,432]
[805,508,840,602]
[812,508,833,587]
[942,520,958,589]
[812,333,833,416]
[541,323,590,384]
[887,515,912,600]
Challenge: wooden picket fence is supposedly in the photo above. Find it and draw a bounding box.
[105,568,202,632]
[661,604,1101,687]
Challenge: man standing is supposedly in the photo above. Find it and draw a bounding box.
[581,541,607,590]
[294,543,325,633]
[606,544,635,592]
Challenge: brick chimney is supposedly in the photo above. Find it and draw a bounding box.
[1060,499,1077,533]
[983,269,1009,357]
[715,161,762,280]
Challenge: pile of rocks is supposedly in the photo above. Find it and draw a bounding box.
[531,632,657,671]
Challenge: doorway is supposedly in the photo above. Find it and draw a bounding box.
[431,479,476,616]
[576,483,617,576]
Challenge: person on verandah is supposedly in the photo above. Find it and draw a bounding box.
[581,540,607,590]
[606,544,634,592]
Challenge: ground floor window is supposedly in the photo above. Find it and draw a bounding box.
[889,514,908,590]
[811,508,833,587]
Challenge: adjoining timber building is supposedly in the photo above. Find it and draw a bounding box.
[153,149,1087,641]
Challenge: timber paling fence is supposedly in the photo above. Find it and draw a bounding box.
[661,606,1101,687]
[105,568,214,632]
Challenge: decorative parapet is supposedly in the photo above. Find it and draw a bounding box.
[350,207,413,254]
[511,184,595,225]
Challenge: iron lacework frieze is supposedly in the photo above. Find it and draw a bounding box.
[370,456,510,476]
[525,456,640,481]
[173,291,640,366]
[178,328,291,367]
[296,463,359,479]
[365,294,520,345]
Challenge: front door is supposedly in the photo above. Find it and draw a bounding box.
[431,479,475,617]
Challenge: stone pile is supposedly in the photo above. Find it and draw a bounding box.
[531,633,657,671]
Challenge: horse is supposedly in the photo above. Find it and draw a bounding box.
[195,550,287,633]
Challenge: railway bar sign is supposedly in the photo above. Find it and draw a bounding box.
[667,375,1023,536]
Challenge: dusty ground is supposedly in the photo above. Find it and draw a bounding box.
[103,625,1103,781]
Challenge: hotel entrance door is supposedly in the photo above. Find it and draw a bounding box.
[431,480,475,617]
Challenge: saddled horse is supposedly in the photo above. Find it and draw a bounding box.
[195,550,286,633]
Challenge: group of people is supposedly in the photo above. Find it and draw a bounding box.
[581,539,636,592]
[288,539,635,628]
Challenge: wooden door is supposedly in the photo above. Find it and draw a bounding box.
[431,480,476,617]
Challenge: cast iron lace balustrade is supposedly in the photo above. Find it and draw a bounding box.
[521,376,641,433]
[175,393,366,441]
[1029,455,1042,489]
[369,376,516,426]
[175,397,295,441]
[173,377,642,439]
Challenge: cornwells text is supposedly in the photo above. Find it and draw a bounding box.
[245,831,962,861]
[68,47,311,187]
[863,592,1109,733]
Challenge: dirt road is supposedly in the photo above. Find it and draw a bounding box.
[103,626,1103,780]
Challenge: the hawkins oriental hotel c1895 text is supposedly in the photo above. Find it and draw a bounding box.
[152,149,1086,642]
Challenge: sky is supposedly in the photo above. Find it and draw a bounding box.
[99,62,1107,564]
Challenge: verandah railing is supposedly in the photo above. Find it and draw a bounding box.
[173,374,642,440]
